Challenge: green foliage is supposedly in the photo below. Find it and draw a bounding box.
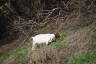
[90,42,96,47]
[0,48,29,64]
[0,48,21,64]
[91,26,96,32]
[50,28,70,48]
[13,49,28,64]
[0,3,9,16]
[50,38,66,48]
[90,26,96,38]
[68,53,96,64]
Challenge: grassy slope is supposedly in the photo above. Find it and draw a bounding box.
[68,26,96,64]
[0,26,96,64]
[0,47,29,64]
[68,53,96,64]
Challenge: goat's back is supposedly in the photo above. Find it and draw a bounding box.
[32,34,55,43]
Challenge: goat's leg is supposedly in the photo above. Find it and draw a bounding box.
[46,42,49,45]
[32,43,35,50]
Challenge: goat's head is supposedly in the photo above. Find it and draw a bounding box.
[54,32,60,38]
[51,32,60,38]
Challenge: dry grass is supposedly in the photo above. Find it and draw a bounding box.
[65,27,93,53]
[28,46,61,64]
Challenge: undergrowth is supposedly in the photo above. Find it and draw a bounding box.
[68,53,96,64]
[50,28,70,48]
[0,48,21,64]
[0,47,29,64]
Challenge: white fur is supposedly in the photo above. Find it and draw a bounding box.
[32,34,55,50]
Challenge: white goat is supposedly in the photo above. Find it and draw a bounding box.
[32,34,55,50]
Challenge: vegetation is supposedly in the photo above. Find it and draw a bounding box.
[0,48,21,64]
[0,48,29,64]
[68,53,96,64]
[0,0,96,64]
[91,26,96,38]
[90,42,96,47]
[50,29,70,48]
[50,39,66,48]
[0,3,8,16]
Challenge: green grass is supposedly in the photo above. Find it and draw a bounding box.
[68,53,96,64]
[50,28,70,48]
[91,26,96,33]
[0,48,22,64]
[13,49,28,64]
[90,42,96,47]
[0,48,29,64]
[50,38,66,48]
[90,26,96,37]
[89,26,96,47]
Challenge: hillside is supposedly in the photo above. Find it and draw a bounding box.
[0,0,96,64]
